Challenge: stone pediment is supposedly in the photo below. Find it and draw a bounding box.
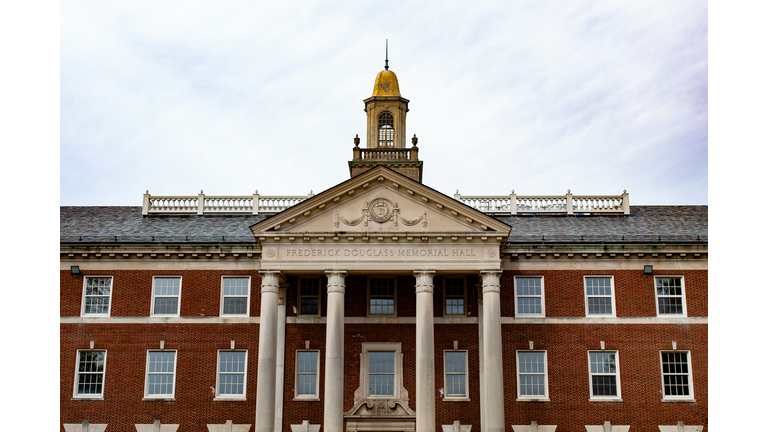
[250,166,511,237]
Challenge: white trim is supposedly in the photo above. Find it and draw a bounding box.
[144,349,178,399]
[294,349,321,399]
[80,275,114,317]
[215,349,248,399]
[587,350,621,400]
[150,276,182,317]
[297,276,322,317]
[583,276,616,317]
[359,342,404,399]
[72,349,107,399]
[659,350,695,401]
[654,276,688,317]
[367,276,397,317]
[515,350,549,401]
[219,276,251,317]
[442,349,469,400]
[443,276,468,317]
[513,276,545,317]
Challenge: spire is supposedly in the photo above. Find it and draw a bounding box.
[385,39,389,70]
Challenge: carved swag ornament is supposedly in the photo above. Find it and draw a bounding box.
[334,198,427,229]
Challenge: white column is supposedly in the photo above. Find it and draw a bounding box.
[476,283,486,432]
[275,284,288,432]
[481,271,504,432]
[255,271,281,432]
[415,271,436,432]
[324,271,347,432]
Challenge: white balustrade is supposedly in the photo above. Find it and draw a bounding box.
[142,190,314,215]
[454,190,629,215]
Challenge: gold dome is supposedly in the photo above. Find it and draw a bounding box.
[372,70,401,97]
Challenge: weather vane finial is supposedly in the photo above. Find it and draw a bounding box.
[385,39,389,70]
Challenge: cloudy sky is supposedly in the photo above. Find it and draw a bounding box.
[60,1,707,205]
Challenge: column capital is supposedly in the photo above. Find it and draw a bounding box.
[325,270,347,293]
[480,270,502,293]
[260,271,281,293]
[414,271,436,293]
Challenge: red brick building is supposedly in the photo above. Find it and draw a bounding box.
[60,67,707,432]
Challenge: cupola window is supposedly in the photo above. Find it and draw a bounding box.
[378,112,394,147]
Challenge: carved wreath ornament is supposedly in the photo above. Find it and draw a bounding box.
[334,198,427,229]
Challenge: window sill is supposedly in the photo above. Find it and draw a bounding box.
[442,396,470,402]
[293,397,321,402]
[214,397,247,401]
[516,398,550,402]
[662,398,696,403]
[589,398,623,402]
[71,397,104,401]
[142,397,175,402]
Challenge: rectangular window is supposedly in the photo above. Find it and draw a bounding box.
[74,350,106,398]
[145,350,177,398]
[295,350,320,398]
[514,277,545,317]
[221,276,250,316]
[368,278,396,316]
[368,351,395,396]
[655,277,687,316]
[588,351,621,399]
[299,278,321,316]
[517,351,548,399]
[151,277,181,316]
[82,276,113,316]
[444,278,466,316]
[444,350,468,398]
[217,350,247,398]
[661,351,694,400]
[584,277,615,317]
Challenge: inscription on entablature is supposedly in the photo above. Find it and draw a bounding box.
[263,245,495,262]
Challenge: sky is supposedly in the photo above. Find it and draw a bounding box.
[59,0,708,206]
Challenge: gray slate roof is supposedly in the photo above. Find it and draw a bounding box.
[60,205,707,246]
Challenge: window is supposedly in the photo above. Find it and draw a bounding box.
[81,276,113,316]
[298,278,321,316]
[144,350,177,398]
[588,351,621,400]
[660,351,694,400]
[655,276,687,316]
[355,342,405,400]
[584,276,615,317]
[368,277,396,316]
[295,350,320,398]
[377,111,394,147]
[221,276,250,316]
[369,351,395,396]
[151,276,181,316]
[444,278,466,316]
[216,350,247,398]
[514,277,545,317]
[73,350,106,398]
[444,350,468,399]
[516,351,548,400]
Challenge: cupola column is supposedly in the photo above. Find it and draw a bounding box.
[255,271,281,432]
[324,271,347,432]
[480,270,505,432]
[415,271,436,432]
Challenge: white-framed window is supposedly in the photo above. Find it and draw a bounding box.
[295,350,320,399]
[298,277,321,316]
[660,351,694,400]
[81,276,114,316]
[144,350,177,398]
[216,350,248,399]
[655,276,687,316]
[357,342,405,399]
[443,277,466,316]
[588,351,621,400]
[368,277,396,317]
[516,350,548,400]
[220,276,251,316]
[73,350,106,398]
[151,276,182,317]
[584,276,616,317]
[443,350,468,399]
[514,276,545,317]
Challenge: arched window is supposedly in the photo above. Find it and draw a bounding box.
[378,112,394,147]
